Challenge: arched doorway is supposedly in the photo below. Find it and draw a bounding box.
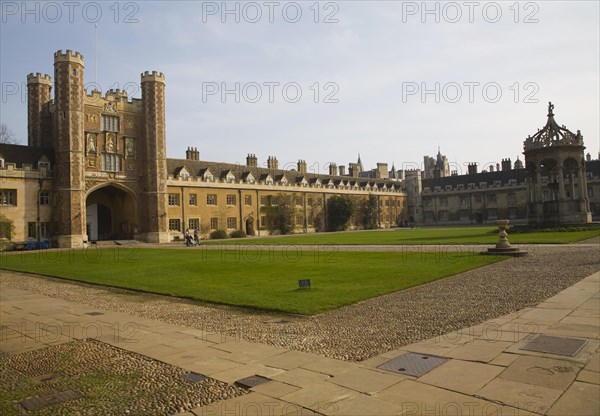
[86,185,136,241]
[245,216,255,236]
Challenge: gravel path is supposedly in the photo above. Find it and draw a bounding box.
[0,339,247,415]
[1,245,599,362]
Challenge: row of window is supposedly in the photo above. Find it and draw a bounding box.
[168,193,251,207]
[424,208,519,222]
[168,193,403,209]
[168,217,238,231]
[425,194,508,207]
[27,222,51,239]
[0,190,50,206]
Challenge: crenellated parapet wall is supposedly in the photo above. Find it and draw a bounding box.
[27,72,52,85]
[141,70,165,84]
[54,49,84,65]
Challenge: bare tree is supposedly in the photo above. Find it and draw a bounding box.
[0,124,19,144]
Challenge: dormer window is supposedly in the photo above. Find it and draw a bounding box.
[201,169,214,182]
[178,167,190,181]
[223,171,235,183]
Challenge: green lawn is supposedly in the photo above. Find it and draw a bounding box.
[209,226,600,246]
[0,248,503,315]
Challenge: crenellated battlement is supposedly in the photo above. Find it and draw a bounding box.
[141,71,165,83]
[86,89,102,99]
[84,88,142,109]
[106,89,129,98]
[54,49,84,65]
[27,73,52,85]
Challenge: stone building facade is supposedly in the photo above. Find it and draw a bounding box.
[0,51,406,247]
[0,52,597,247]
[417,105,597,226]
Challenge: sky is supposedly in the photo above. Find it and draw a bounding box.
[1,1,598,175]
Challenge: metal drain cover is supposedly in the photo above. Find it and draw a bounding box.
[377,352,448,377]
[19,390,83,410]
[520,334,589,357]
[235,375,271,388]
[184,372,208,383]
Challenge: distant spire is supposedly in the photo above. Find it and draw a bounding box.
[357,153,364,171]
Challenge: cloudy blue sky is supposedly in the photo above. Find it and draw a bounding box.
[1,1,598,174]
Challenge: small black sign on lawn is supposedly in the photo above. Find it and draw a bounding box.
[298,279,311,289]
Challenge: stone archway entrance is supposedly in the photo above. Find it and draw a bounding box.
[86,185,136,241]
[245,216,255,236]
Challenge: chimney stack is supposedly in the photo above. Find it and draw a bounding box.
[186,147,199,160]
[468,163,478,175]
[328,162,337,176]
[297,159,307,174]
[246,153,258,167]
[267,156,279,170]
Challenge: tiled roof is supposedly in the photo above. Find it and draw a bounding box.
[0,144,55,167]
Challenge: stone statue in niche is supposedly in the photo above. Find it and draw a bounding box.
[125,137,135,158]
[86,133,96,154]
[106,133,116,153]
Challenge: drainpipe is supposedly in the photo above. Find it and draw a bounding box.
[37,176,43,248]
[180,187,185,233]
[256,189,260,236]
[238,188,243,232]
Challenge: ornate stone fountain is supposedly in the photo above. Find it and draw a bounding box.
[482,220,528,257]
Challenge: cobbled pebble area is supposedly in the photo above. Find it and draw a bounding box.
[1,245,599,362]
[0,339,247,415]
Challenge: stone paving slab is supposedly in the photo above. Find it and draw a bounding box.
[279,382,357,412]
[547,381,600,416]
[328,367,404,395]
[476,378,562,414]
[445,339,512,362]
[375,379,508,415]
[300,356,360,376]
[498,355,582,391]
[272,367,332,388]
[250,380,301,398]
[417,359,504,395]
[211,363,285,384]
[332,395,403,416]
[262,350,320,371]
